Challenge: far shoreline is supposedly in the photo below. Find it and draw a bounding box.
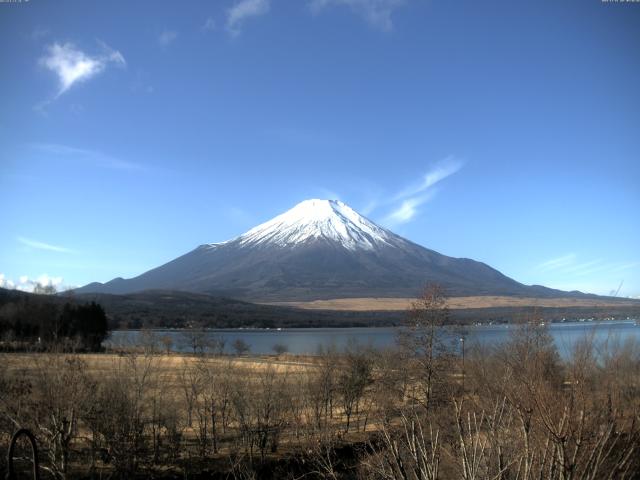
[111,317,639,332]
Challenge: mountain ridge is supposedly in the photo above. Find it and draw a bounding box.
[74,199,600,301]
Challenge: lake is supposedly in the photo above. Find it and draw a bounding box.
[107,320,640,359]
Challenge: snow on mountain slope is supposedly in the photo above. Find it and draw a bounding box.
[212,199,401,251]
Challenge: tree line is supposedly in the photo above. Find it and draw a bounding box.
[0,292,109,351]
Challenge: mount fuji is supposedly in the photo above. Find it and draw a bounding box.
[75,199,576,301]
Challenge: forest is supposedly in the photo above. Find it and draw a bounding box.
[0,291,109,352]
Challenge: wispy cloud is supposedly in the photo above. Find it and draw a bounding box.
[227,0,270,36]
[158,30,178,46]
[39,41,125,98]
[534,254,640,285]
[203,17,216,31]
[30,26,50,41]
[535,253,577,272]
[393,157,464,201]
[309,0,407,32]
[130,69,154,94]
[610,261,640,272]
[560,259,608,276]
[382,156,464,226]
[31,143,145,171]
[315,188,343,202]
[223,206,256,229]
[359,199,379,216]
[535,254,608,277]
[384,190,438,225]
[17,236,74,253]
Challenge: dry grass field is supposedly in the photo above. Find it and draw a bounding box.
[0,351,318,378]
[268,295,640,311]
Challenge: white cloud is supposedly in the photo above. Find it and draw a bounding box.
[0,274,15,290]
[18,236,74,253]
[384,189,437,225]
[0,273,65,293]
[39,42,126,97]
[382,156,463,226]
[394,156,464,201]
[310,0,406,32]
[158,30,178,46]
[227,0,270,36]
[36,274,64,288]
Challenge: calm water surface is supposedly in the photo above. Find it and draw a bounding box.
[107,320,640,358]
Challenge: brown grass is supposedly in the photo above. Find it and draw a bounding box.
[265,295,639,311]
[0,352,317,377]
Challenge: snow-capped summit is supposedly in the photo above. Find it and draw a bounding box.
[235,199,397,251]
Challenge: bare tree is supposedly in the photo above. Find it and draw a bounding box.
[178,360,201,428]
[232,338,251,356]
[230,365,291,463]
[272,343,288,356]
[459,319,640,480]
[371,347,411,424]
[398,283,452,411]
[88,352,157,477]
[193,357,233,454]
[181,324,209,355]
[337,343,373,433]
[139,328,159,355]
[362,407,441,480]
[210,334,227,355]
[160,334,173,355]
[26,354,94,479]
[33,282,58,295]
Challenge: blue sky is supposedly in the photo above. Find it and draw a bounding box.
[1,0,639,297]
